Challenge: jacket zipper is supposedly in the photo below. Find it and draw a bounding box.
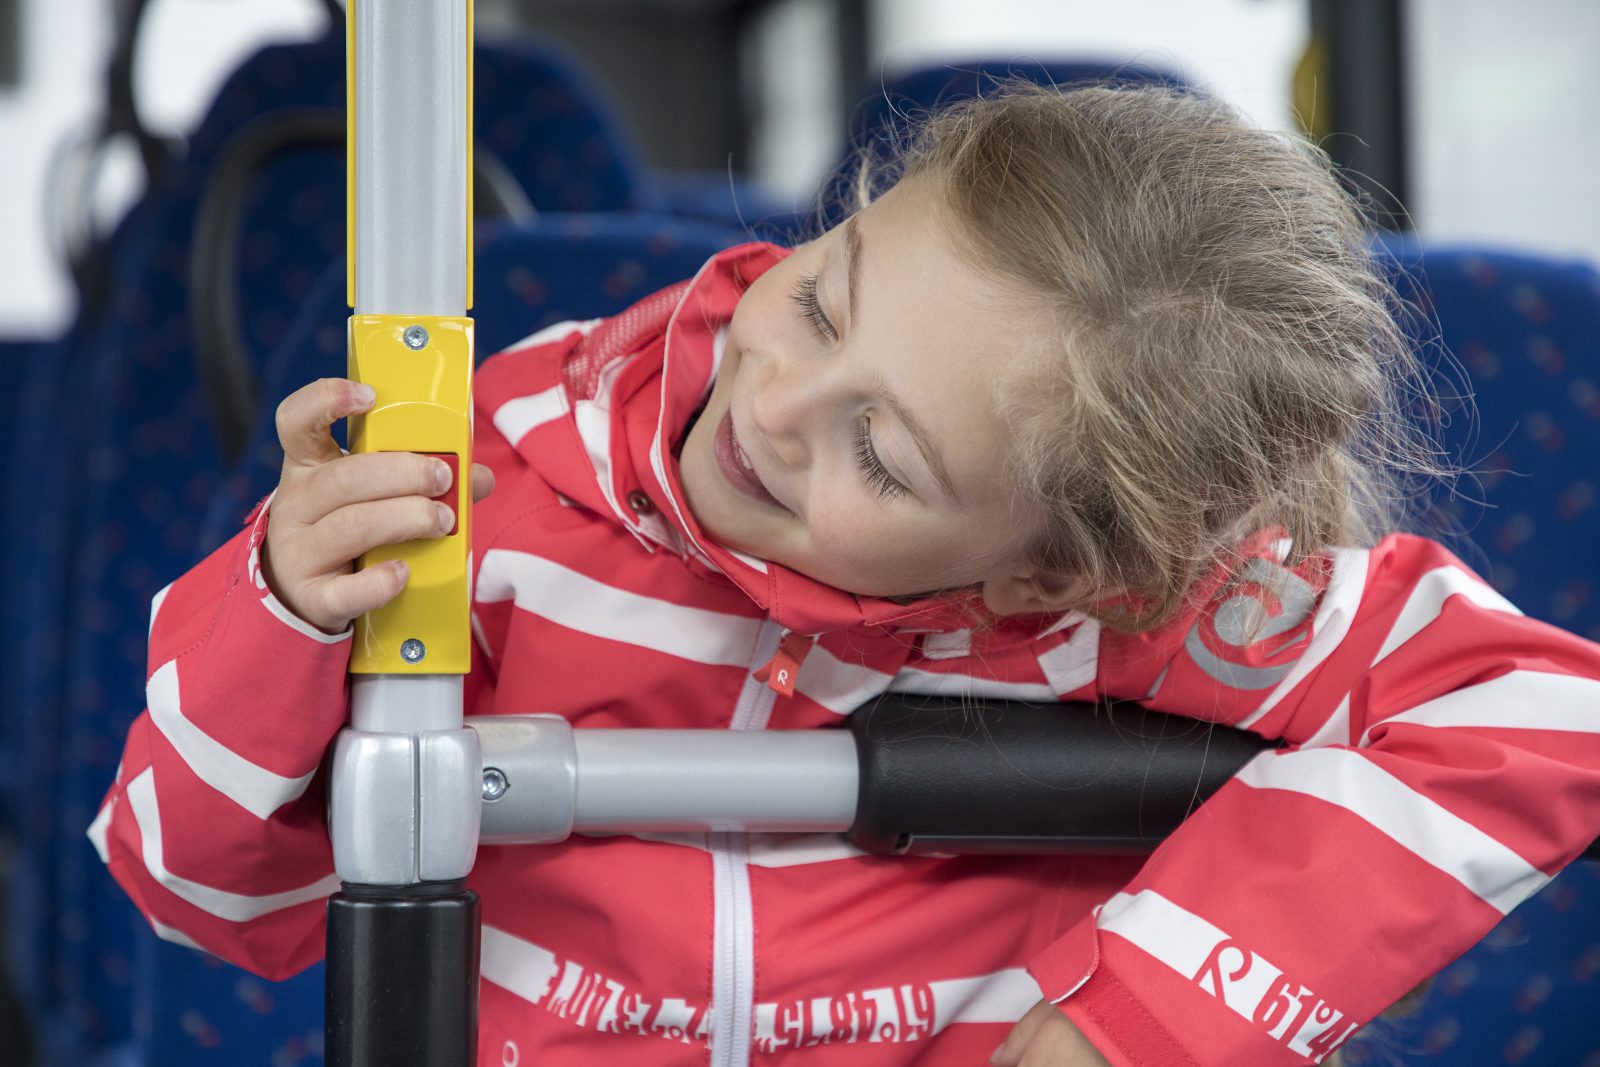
[709,621,784,1066]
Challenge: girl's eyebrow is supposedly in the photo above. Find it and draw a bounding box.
[844,214,863,326]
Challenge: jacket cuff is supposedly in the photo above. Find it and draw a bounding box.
[242,491,354,644]
[1028,908,1199,1067]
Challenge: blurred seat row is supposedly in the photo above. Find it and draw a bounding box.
[1,14,1596,1066]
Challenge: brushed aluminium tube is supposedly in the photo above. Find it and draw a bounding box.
[352,0,469,316]
[571,729,859,833]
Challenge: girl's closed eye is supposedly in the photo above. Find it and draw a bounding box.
[791,270,836,342]
[854,417,907,501]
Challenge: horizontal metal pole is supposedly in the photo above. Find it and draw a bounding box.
[471,717,858,841]
[573,729,859,832]
[470,704,1600,862]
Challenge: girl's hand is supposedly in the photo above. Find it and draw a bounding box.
[261,377,495,635]
[990,999,1114,1067]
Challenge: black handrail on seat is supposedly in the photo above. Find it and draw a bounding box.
[845,694,1600,863]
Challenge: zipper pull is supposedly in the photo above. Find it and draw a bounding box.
[753,632,815,697]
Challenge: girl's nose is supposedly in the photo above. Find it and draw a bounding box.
[748,349,821,470]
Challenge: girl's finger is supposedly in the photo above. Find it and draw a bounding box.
[288,450,450,526]
[294,496,455,577]
[306,560,410,633]
[276,378,374,471]
[990,1000,1056,1067]
[471,462,495,502]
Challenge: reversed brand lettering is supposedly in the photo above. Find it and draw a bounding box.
[754,982,936,1051]
[496,939,1002,1054]
[1191,938,1356,1063]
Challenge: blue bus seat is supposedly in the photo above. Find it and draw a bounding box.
[0,186,186,1067]
[817,58,1184,231]
[665,57,1189,249]
[1338,238,1600,1064]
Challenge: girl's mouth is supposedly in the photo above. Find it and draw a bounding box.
[713,410,784,509]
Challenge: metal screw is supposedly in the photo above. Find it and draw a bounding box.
[400,638,426,663]
[403,325,429,350]
[481,767,509,802]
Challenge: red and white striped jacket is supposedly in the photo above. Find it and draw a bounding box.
[93,243,1600,1066]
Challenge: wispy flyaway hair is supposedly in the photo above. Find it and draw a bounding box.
[843,78,1451,632]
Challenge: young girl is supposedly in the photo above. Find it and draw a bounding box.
[94,81,1600,1066]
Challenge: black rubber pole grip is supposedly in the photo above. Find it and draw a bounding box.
[846,695,1600,862]
[847,695,1283,855]
[326,882,480,1067]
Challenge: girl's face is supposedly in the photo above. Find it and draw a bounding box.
[679,178,1058,611]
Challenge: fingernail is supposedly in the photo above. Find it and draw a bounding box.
[436,502,455,534]
[989,1045,1005,1065]
[433,459,453,492]
[353,383,376,407]
[392,560,408,582]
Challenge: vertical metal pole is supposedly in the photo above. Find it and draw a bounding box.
[1309,0,1411,230]
[351,0,471,314]
[326,2,480,1065]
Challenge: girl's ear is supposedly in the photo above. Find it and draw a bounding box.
[980,569,1088,617]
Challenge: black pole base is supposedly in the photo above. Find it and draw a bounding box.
[326,881,480,1067]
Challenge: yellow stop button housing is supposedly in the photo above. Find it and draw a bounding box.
[346,314,474,674]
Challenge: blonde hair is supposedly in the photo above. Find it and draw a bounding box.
[834,79,1451,633]
[828,79,1448,1040]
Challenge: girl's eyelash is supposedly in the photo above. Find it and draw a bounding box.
[790,271,836,342]
[853,417,907,500]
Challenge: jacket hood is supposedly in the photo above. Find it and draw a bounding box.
[497,242,1006,637]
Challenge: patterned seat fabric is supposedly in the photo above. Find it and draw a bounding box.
[1,188,173,1065]
[1378,235,1600,642]
[1339,238,1600,1063]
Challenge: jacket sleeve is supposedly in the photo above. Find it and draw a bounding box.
[1025,532,1600,1066]
[88,492,354,980]
[91,386,517,980]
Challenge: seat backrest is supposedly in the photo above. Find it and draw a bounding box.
[191,29,666,465]
[1375,234,1600,640]
[808,58,1184,231]
[0,37,224,1060]
[1345,237,1600,1063]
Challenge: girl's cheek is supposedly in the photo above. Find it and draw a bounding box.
[734,271,790,347]
[806,493,885,562]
